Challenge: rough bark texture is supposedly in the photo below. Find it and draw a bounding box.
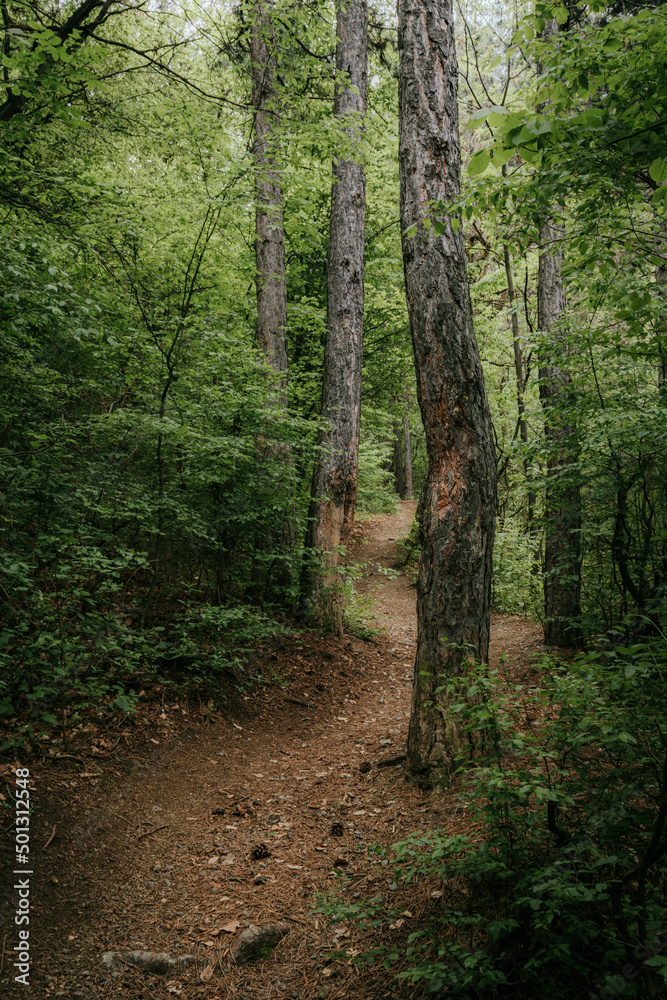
[305,0,367,631]
[252,1,288,376]
[538,218,582,647]
[398,0,496,781]
[403,415,413,499]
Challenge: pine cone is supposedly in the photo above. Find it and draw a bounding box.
[359,760,372,774]
[251,843,271,860]
[330,822,344,837]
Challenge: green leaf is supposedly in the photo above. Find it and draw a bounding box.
[649,159,667,184]
[554,6,569,23]
[403,224,417,239]
[468,151,491,176]
[466,106,508,129]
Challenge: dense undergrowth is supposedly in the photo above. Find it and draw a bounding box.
[319,634,667,999]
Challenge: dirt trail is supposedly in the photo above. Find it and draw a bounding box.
[1,503,542,1000]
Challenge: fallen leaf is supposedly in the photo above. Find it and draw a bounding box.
[199,966,214,982]
[221,854,235,865]
[220,919,240,934]
[207,856,219,866]
[400,910,413,918]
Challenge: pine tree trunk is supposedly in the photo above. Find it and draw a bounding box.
[392,420,405,497]
[252,1,288,377]
[398,0,496,781]
[403,415,413,500]
[538,218,582,647]
[305,0,367,632]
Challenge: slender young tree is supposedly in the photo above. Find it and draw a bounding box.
[251,0,288,377]
[403,416,413,500]
[305,0,367,631]
[392,419,405,497]
[537,218,582,647]
[398,0,496,780]
[534,14,581,648]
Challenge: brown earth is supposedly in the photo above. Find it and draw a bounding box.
[0,502,543,1000]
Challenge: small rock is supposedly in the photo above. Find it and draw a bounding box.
[371,894,385,905]
[388,882,398,891]
[101,951,195,975]
[231,922,290,965]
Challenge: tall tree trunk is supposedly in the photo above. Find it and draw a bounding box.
[503,244,537,538]
[251,1,288,378]
[538,218,582,647]
[392,420,405,497]
[403,414,413,500]
[398,0,496,782]
[304,0,367,632]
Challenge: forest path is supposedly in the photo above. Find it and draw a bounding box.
[2,503,543,1000]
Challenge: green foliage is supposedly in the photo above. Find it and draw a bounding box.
[356,436,399,515]
[318,641,667,997]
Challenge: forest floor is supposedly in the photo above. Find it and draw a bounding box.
[0,502,544,1000]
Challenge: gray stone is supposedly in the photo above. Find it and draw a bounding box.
[101,951,195,975]
[230,922,290,965]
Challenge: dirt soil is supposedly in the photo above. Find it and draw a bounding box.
[0,502,543,1000]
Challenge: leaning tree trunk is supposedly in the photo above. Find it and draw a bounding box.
[398,0,496,781]
[305,0,367,632]
[537,218,582,648]
[251,0,288,378]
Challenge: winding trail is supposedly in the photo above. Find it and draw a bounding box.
[1,503,543,1000]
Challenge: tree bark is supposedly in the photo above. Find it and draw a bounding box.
[398,0,496,781]
[252,1,288,378]
[538,218,582,647]
[305,0,367,631]
[403,414,413,499]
